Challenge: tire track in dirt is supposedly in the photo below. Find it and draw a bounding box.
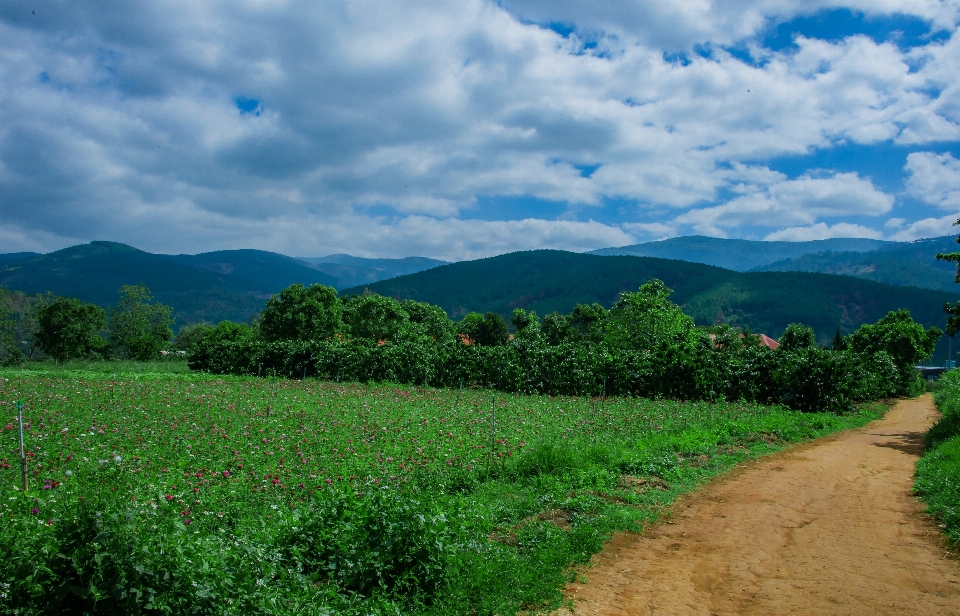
[557,394,960,615]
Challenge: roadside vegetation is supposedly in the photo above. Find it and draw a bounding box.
[916,370,960,545]
[0,368,885,614]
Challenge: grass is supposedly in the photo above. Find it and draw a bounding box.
[916,370,960,546]
[0,365,884,614]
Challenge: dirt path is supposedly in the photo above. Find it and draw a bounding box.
[557,394,960,615]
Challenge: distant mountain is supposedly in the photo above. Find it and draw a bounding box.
[0,242,269,325]
[166,249,337,291]
[297,254,448,288]
[752,236,958,291]
[590,236,891,271]
[0,252,40,264]
[343,250,958,357]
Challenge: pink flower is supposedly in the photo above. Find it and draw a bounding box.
[222,470,230,478]
[30,508,39,515]
[165,494,174,501]
[183,519,192,525]
[325,478,332,484]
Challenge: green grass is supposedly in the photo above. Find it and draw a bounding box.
[0,368,883,614]
[916,371,960,545]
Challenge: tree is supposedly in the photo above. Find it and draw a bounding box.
[35,297,108,362]
[259,284,342,342]
[848,309,941,395]
[937,220,960,338]
[541,311,572,345]
[569,303,607,343]
[110,284,174,360]
[605,279,699,351]
[458,312,509,346]
[343,293,409,341]
[401,300,455,342]
[778,323,816,352]
[172,322,214,354]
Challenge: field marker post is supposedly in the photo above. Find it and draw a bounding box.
[15,401,27,491]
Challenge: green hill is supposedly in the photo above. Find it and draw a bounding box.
[590,236,890,271]
[0,242,269,325]
[296,254,448,288]
[343,250,959,356]
[752,236,957,291]
[166,249,338,291]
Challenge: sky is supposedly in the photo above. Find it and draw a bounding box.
[1,0,960,261]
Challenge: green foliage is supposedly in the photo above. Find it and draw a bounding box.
[187,282,916,413]
[459,312,509,346]
[110,285,175,361]
[171,322,213,354]
[401,300,456,343]
[0,370,882,614]
[0,289,51,365]
[35,297,108,363]
[777,323,816,352]
[259,283,342,343]
[916,369,960,545]
[343,293,409,341]
[847,309,941,395]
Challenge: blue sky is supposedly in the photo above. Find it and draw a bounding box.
[1,1,959,260]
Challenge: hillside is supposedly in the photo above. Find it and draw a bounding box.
[296,254,448,288]
[752,236,958,291]
[343,250,959,354]
[166,249,338,291]
[590,236,890,271]
[0,242,269,325]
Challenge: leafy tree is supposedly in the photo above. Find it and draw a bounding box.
[260,284,342,342]
[937,221,960,339]
[540,312,572,345]
[605,279,699,351]
[848,309,941,395]
[35,297,108,362]
[343,294,409,341]
[401,300,455,342]
[172,322,214,354]
[458,312,509,346]
[832,326,846,351]
[778,323,816,352]
[110,284,174,361]
[569,303,607,343]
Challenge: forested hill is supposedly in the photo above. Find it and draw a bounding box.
[343,250,960,349]
[751,235,958,291]
[590,235,891,271]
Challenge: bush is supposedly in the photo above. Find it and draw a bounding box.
[916,369,960,545]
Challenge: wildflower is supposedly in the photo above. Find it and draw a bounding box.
[298,483,305,489]
[222,470,230,478]
[30,508,39,515]
[165,494,174,501]
[183,519,192,525]
[325,478,332,484]
[65,470,72,476]
[114,455,122,463]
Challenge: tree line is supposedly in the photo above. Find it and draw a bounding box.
[1,275,944,413]
[185,280,941,413]
[0,284,174,364]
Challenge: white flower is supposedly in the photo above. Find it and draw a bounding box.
[65,470,73,476]
[114,455,122,463]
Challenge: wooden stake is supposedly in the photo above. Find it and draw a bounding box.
[15,401,27,492]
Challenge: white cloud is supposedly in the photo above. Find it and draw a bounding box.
[887,212,960,241]
[0,1,957,257]
[904,151,960,209]
[674,172,893,235]
[764,222,883,241]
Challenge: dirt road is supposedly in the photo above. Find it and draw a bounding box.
[558,394,960,615]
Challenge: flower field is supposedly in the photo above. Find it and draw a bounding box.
[0,368,884,614]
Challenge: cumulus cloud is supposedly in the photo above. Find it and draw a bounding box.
[674,172,893,236]
[0,1,958,257]
[904,151,960,209]
[886,212,960,241]
[764,222,883,241]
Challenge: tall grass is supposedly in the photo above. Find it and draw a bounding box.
[916,370,960,545]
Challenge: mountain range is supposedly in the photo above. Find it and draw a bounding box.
[1,237,958,362]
